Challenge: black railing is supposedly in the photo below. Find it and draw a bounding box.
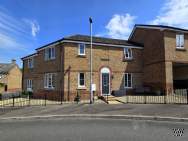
[107,88,188,104]
[0,89,188,113]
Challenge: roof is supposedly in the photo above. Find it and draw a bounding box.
[0,63,16,74]
[134,24,188,32]
[35,34,143,51]
[36,38,63,51]
[129,24,188,40]
[63,34,143,46]
[21,53,38,60]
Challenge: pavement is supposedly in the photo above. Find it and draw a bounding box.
[1,103,188,122]
[0,118,188,141]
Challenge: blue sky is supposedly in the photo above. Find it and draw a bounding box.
[0,0,188,67]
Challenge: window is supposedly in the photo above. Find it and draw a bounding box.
[44,73,56,89]
[78,72,85,87]
[28,58,34,68]
[45,47,55,60]
[124,73,132,88]
[176,34,184,48]
[27,79,33,91]
[78,43,85,55]
[124,48,132,59]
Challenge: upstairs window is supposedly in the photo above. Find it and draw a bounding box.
[26,79,33,91]
[28,58,34,68]
[176,34,184,48]
[78,72,85,87]
[44,73,56,89]
[78,43,85,55]
[124,48,132,59]
[45,47,55,60]
[124,73,132,88]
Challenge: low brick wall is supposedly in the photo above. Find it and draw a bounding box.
[33,90,61,101]
[33,89,98,101]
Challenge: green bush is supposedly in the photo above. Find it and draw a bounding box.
[0,83,4,87]
[74,91,81,102]
[21,91,33,97]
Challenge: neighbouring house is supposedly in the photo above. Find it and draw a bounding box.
[21,24,188,101]
[0,60,22,93]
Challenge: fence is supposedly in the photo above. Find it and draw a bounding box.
[0,94,58,108]
[116,89,188,104]
[0,91,92,111]
[0,89,188,111]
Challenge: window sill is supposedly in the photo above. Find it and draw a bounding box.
[26,88,33,92]
[77,55,86,58]
[77,86,87,90]
[44,58,56,61]
[44,88,55,90]
[176,48,186,51]
[125,87,133,89]
[123,58,133,62]
[28,68,34,70]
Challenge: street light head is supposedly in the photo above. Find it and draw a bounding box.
[89,17,93,23]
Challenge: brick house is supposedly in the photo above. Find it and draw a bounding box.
[22,24,188,101]
[0,60,22,93]
[129,24,188,94]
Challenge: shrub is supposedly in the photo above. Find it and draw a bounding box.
[0,83,4,87]
[21,91,33,97]
[74,91,81,103]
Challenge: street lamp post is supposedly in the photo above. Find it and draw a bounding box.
[89,17,93,104]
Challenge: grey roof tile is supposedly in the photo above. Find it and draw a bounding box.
[0,63,15,74]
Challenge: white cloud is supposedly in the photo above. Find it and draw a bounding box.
[0,6,39,51]
[150,0,188,28]
[105,14,136,39]
[31,21,40,37]
[0,6,38,67]
[23,19,40,37]
[0,33,27,50]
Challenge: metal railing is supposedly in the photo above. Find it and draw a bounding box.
[113,89,188,104]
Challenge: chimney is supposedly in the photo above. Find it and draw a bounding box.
[11,59,16,64]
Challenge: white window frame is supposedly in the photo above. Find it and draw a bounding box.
[176,34,184,48]
[78,43,86,55]
[124,48,133,59]
[124,73,132,88]
[78,72,85,88]
[26,79,33,91]
[44,73,56,89]
[28,58,34,68]
[45,47,56,60]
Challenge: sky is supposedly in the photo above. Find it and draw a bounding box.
[0,0,188,67]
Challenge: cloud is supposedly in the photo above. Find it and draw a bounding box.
[0,6,38,66]
[0,33,26,50]
[0,6,39,51]
[23,19,40,37]
[104,14,136,39]
[150,0,188,28]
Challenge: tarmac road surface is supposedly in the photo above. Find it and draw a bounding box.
[0,118,188,141]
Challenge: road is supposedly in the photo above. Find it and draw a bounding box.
[0,118,187,141]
